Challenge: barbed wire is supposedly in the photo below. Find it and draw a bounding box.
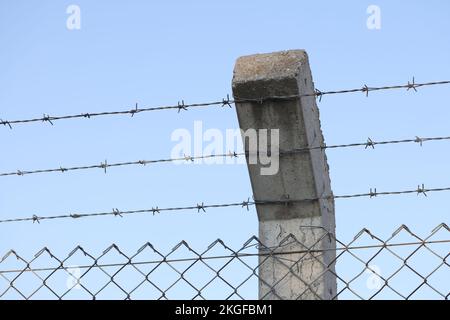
[0,184,449,224]
[0,152,245,177]
[1,134,449,178]
[308,78,450,101]
[1,79,449,128]
[0,223,448,300]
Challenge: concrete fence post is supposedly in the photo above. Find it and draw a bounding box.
[232,50,336,300]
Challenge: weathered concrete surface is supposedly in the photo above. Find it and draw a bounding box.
[232,50,336,300]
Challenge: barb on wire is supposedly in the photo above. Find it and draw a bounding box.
[196,203,206,213]
[130,103,140,117]
[1,134,450,178]
[42,114,53,125]
[222,94,232,108]
[0,119,12,129]
[1,184,450,224]
[1,79,449,128]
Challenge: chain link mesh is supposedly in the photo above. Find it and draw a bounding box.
[1,224,448,300]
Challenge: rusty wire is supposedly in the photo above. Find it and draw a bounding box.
[0,224,448,300]
[0,184,449,224]
[1,135,449,178]
[1,79,449,128]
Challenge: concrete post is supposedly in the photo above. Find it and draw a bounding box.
[232,50,336,300]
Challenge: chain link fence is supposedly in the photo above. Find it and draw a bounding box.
[1,223,448,300]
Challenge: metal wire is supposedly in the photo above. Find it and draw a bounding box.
[0,152,245,177]
[1,239,448,275]
[1,135,449,178]
[1,78,449,299]
[0,184,449,224]
[1,79,448,128]
[0,224,448,300]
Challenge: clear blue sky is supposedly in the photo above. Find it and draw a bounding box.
[0,1,449,299]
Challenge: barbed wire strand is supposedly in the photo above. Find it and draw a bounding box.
[0,184,449,224]
[1,135,449,177]
[1,79,449,128]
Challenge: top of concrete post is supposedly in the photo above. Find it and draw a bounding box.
[231,49,334,222]
[232,50,310,99]
[233,50,308,83]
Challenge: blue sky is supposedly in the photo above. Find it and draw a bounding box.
[0,1,449,299]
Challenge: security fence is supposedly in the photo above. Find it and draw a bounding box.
[1,224,448,300]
